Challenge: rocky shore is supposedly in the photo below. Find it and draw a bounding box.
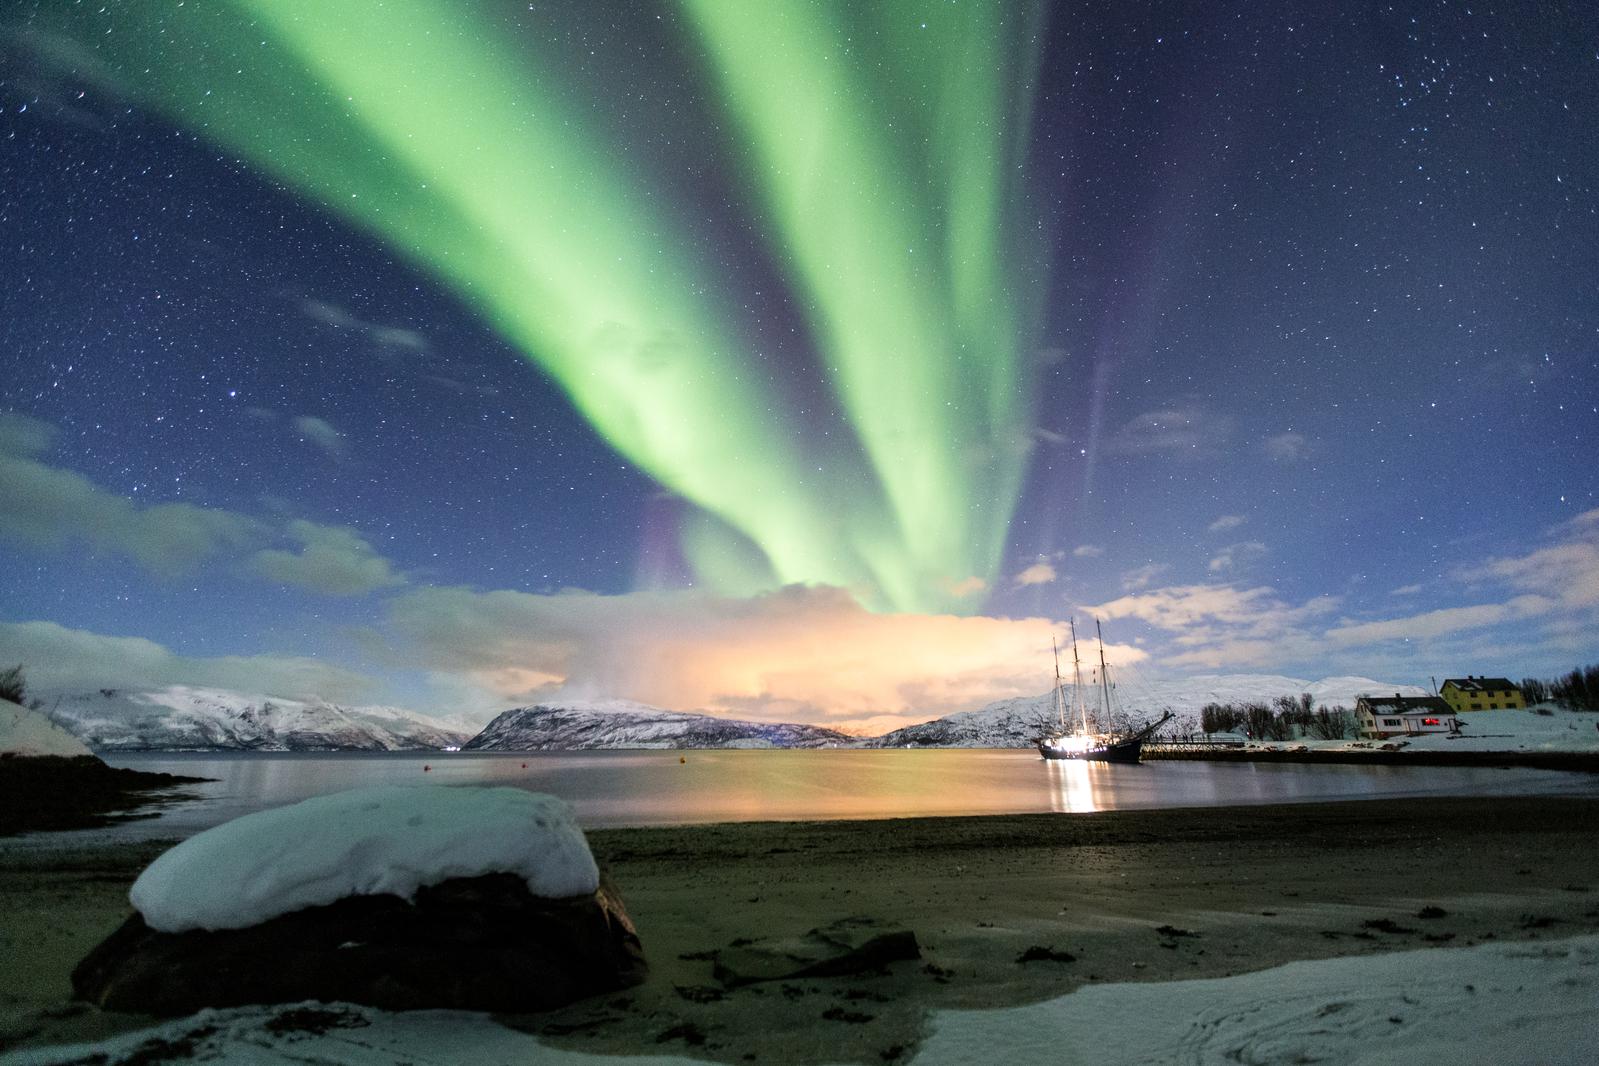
[0,756,208,837]
[3,795,1597,1062]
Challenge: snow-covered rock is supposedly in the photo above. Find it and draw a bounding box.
[866,675,1427,748]
[0,696,93,757]
[45,686,470,752]
[464,702,853,750]
[131,786,598,933]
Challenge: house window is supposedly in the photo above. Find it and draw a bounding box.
[1383,718,1401,726]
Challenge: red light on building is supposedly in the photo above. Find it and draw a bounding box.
[1422,717,1440,726]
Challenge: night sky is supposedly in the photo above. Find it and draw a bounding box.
[2,1,1596,733]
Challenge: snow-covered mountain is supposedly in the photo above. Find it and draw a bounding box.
[35,675,1429,752]
[463,701,854,750]
[864,675,1429,748]
[44,686,472,752]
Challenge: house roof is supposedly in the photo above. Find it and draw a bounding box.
[1441,677,1519,693]
[1357,694,1454,715]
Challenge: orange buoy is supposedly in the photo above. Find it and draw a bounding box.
[679,755,686,764]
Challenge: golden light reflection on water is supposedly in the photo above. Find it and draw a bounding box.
[81,750,1599,844]
[1047,759,1103,813]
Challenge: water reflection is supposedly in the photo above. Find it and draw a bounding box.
[56,748,1599,847]
[1046,760,1101,813]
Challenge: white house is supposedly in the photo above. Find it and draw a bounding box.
[1355,694,1461,740]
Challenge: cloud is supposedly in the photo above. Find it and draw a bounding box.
[1084,582,1342,671]
[1032,427,1068,446]
[1013,562,1058,587]
[1,414,402,593]
[1120,563,1169,591]
[1091,583,1292,630]
[1208,541,1267,573]
[1325,596,1554,647]
[1457,530,1599,610]
[1092,513,1599,674]
[1106,405,1233,457]
[385,583,1145,730]
[249,520,405,596]
[301,298,427,352]
[292,415,346,460]
[0,411,56,455]
[1328,513,1599,648]
[2,25,129,131]
[1263,432,1309,461]
[0,414,260,575]
[1072,545,1104,558]
[945,576,988,599]
[1208,514,1245,533]
[0,620,377,701]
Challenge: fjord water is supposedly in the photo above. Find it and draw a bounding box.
[85,749,1599,842]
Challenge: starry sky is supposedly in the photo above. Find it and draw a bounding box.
[2,1,1596,733]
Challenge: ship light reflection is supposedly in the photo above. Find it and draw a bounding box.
[1047,759,1099,813]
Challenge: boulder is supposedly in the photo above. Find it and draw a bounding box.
[73,872,645,1015]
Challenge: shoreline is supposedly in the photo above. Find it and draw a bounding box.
[1143,746,1599,772]
[5,794,1599,1062]
[0,756,210,837]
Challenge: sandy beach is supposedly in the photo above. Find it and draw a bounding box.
[3,795,1598,1063]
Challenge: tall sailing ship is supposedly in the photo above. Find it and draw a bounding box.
[1035,619,1172,764]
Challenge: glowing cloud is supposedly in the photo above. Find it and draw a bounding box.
[28,1,1046,613]
[386,584,1128,732]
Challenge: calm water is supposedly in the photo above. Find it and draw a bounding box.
[45,748,1598,844]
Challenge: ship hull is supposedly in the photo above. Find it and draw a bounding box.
[1036,736,1146,763]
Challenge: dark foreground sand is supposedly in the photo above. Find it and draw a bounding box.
[3,796,1598,1063]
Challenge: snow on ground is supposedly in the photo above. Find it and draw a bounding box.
[130,786,598,932]
[0,697,92,757]
[9,935,1596,1065]
[870,675,1433,748]
[1252,706,1599,755]
[916,933,1599,1066]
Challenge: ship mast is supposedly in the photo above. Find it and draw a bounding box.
[1052,637,1066,729]
[1096,617,1112,727]
[1070,617,1089,734]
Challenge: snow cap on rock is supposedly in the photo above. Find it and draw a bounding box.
[130,785,599,932]
[1,697,93,757]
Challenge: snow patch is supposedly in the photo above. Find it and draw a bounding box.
[0,697,93,757]
[130,786,598,933]
[14,936,1599,1064]
[916,934,1599,1065]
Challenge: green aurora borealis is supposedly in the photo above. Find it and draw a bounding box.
[34,0,1046,613]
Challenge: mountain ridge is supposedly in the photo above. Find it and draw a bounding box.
[44,686,472,752]
[38,675,1426,751]
[463,704,854,750]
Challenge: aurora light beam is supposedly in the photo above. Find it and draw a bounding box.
[26,0,1046,613]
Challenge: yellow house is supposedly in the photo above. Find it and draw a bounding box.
[1439,676,1526,712]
